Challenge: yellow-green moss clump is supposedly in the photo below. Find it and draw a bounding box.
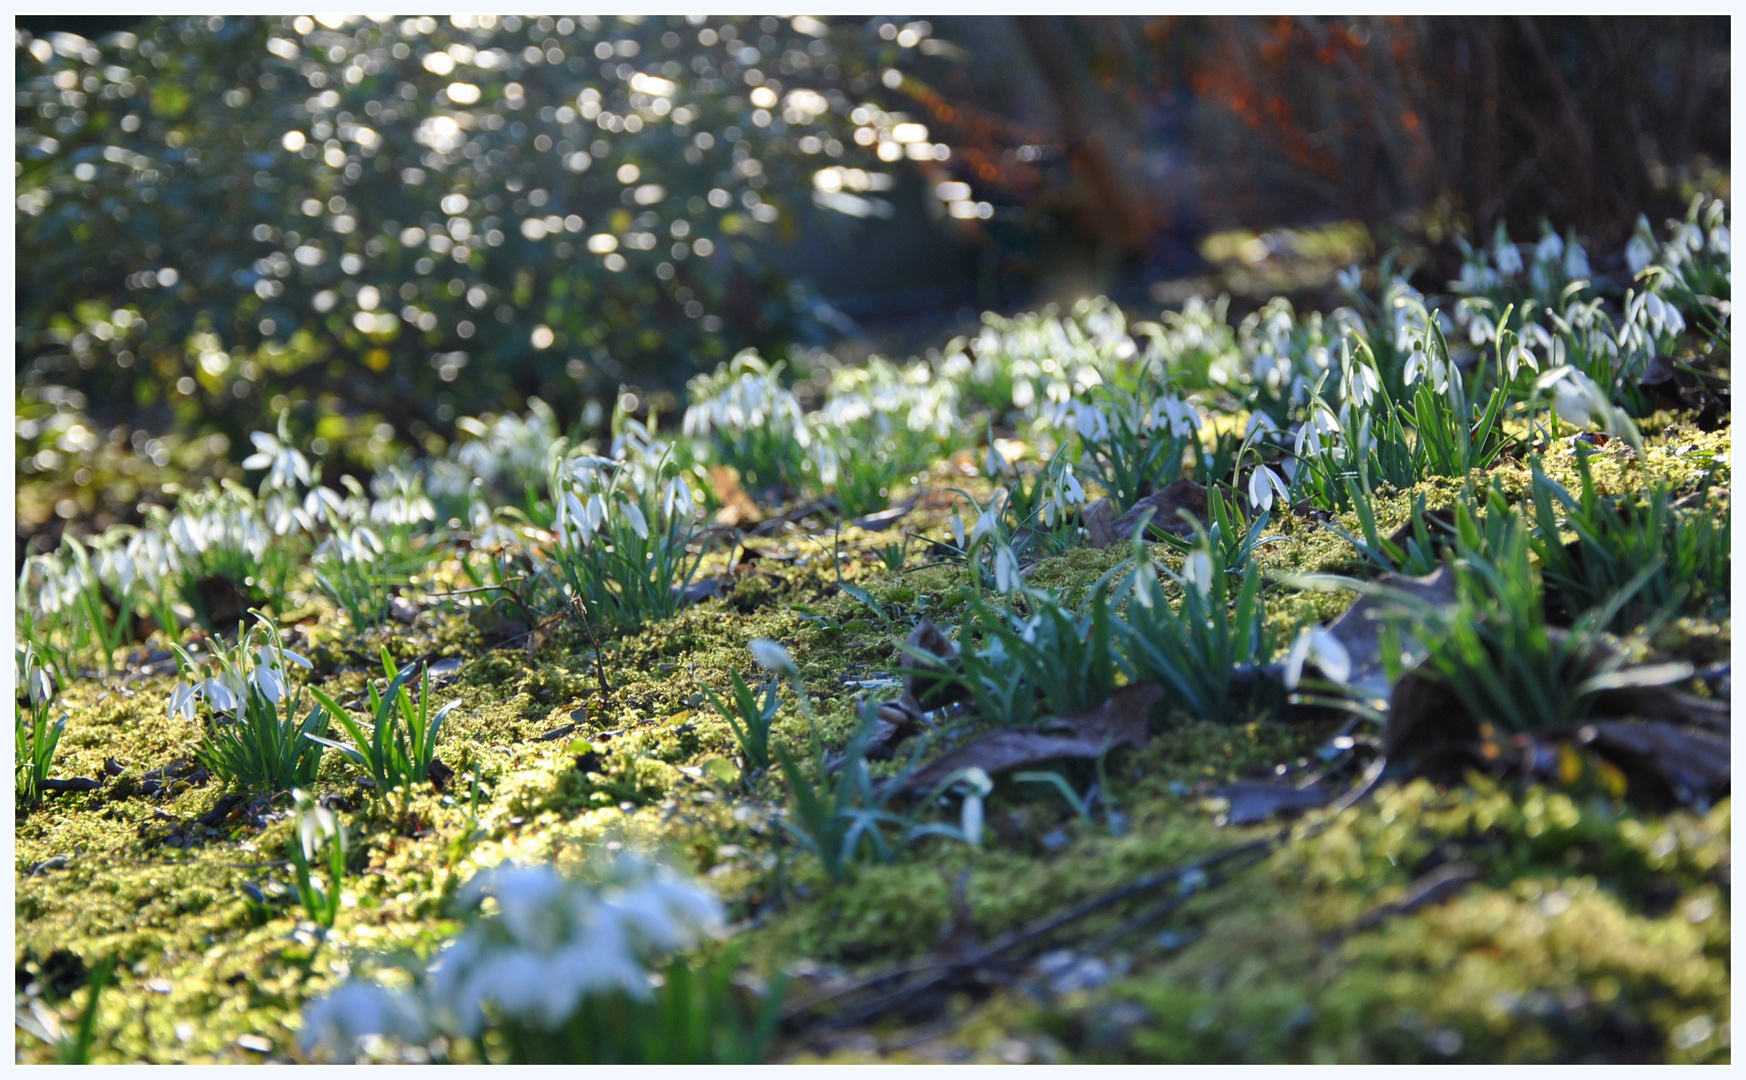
[15,415,1730,1064]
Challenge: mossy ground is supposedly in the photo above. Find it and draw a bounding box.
[14,415,1730,1064]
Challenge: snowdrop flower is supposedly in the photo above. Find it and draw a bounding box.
[661,477,694,520]
[1283,626,1351,689]
[1402,343,1448,393]
[1534,227,1565,267]
[169,681,199,721]
[1708,224,1729,257]
[969,505,998,548]
[252,659,287,703]
[169,513,207,556]
[23,656,54,706]
[993,545,1022,593]
[1244,410,1280,441]
[1181,548,1214,599]
[950,510,967,551]
[1538,366,1607,429]
[1335,264,1362,294]
[1466,310,1498,346]
[423,857,726,1038]
[1492,236,1523,278]
[300,981,429,1062]
[1670,221,1703,259]
[619,499,649,540]
[1563,239,1591,280]
[1504,340,1537,381]
[982,440,1011,480]
[251,644,312,704]
[1072,401,1110,443]
[1454,259,1501,294]
[1624,216,1656,275]
[748,638,795,675]
[1340,345,1379,409]
[953,767,992,847]
[241,427,312,491]
[1059,465,1085,506]
[199,675,241,713]
[293,788,340,861]
[1247,466,1290,513]
[1153,395,1202,438]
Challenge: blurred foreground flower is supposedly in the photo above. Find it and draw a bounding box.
[299,852,737,1064]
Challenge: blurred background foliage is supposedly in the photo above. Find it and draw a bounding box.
[15,15,1730,560]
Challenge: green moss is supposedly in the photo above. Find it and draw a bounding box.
[15,417,1732,1063]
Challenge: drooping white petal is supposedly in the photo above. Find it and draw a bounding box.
[748,638,794,674]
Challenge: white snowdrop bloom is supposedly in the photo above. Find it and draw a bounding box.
[1335,265,1362,293]
[169,681,199,721]
[199,676,240,713]
[21,649,54,706]
[1244,410,1280,440]
[98,544,137,595]
[1670,222,1703,256]
[242,429,313,491]
[1341,348,1380,409]
[422,856,726,1037]
[263,493,313,537]
[1624,218,1656,274]
[1247,466,1290,513]
[252,660,287,703]
[1493,241,1523,278]
[993,545,1022,593]
[294,788,339,860]
[300,981,429,1062]
[1182,549,1213,598]
[1658,296,1685,339]
[1505,340,1538,380]
[567,455,617,482]
[1073,402,1110,443]
[1708,225,1729,257]
[620,499,649,540]
[1283,626,1352,689]
[1534,229,1565,266]
[1644,291,1668,332]
[1149,395,1202,438]
[969,506,998,548]
[748,638,795,674]
[983,440,1011,480]
[1059,465,1085,506]
[1538,366,1607,429]
[598,871,725,954]
[1563,241,1591,280]
[1454,260,1500,294]
[951,510,967,550]
[1467,311,1497,346]
[662,477,694,519]
[1402,344,1448,392]
[169,513,207,556]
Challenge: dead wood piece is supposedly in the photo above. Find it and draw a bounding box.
[1111,480,1208,540]
[1212,779,1337,826]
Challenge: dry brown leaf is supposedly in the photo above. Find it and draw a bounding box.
[900,682,1161,794]
[1328,567,1456,702]
[709,465,763,527]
